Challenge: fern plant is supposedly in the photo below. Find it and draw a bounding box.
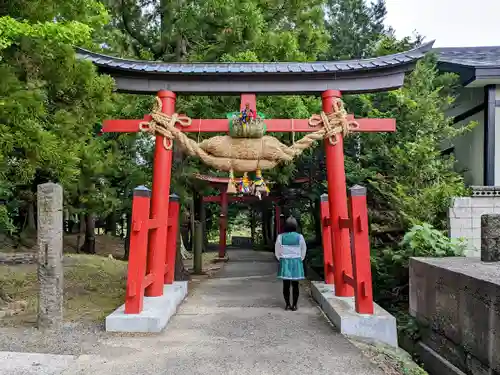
[399,223,465,258]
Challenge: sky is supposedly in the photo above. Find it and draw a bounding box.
[384,0,500,47]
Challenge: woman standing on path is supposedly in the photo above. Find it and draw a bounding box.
[275,216,307,311]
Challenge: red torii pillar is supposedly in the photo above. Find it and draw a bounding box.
[146,90,174,297]
[322,90,353,297]
[102,90,395,299]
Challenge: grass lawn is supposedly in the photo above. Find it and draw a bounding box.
[0,254,127,327]
[0,232,223,327]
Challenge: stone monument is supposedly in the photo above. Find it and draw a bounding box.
[37,183,64,329]
[480,214,500,262]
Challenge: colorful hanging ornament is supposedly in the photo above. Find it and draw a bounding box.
[238,172,251,194]
[240,103,256,127]
[227,169,237,194]
[252,168,270,200]
[227,104,266,138]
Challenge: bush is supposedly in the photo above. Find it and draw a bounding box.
[372,222,465,311]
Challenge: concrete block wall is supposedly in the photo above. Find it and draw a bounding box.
[448,195,500,257]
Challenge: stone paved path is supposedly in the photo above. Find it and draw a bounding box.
[1,250,383,375]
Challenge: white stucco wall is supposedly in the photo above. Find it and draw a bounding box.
[446,87,484,185]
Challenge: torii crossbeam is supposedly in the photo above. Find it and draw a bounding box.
[102,101,395,133]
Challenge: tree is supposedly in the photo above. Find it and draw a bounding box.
[352,56,471,231]
[102,0,328,62]
[324,0,387,60]
[0,1,115,239]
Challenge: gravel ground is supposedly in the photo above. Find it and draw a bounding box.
[0,250,385,375]
[0,323,109,356]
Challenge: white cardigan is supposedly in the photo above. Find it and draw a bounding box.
[275,233,307,260]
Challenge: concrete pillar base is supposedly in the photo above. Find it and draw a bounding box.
[213,255,229,263]
[105,282,188,333]
[311,281,398,348]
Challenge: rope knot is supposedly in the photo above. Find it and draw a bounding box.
[139,98,192,149]
[308,99,359,145]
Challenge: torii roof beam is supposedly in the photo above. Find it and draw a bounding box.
[76,42,434,95]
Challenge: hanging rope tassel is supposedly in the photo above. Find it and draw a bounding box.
[238,172,251,194]
[252,168,270,200]
[227,169,237,194]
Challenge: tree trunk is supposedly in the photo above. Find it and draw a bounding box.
[159,0,169,59]
[180,210,190,253]
[267,208,274,243]
[105,214,117,236]
[26,201,36,231]
[121,214,126,238]
[262,205,273,250]
[76,213,85,253]
[193,220,203,274]
[123,213,132,260]
[174,223,190,281]
[312,198,322,245]
[265,207,273,249]
[189,198,195,251]
[172,140,188,276]
[202,203,209,252]
[81,213,96,254]
[261,205,267,247]
[250,208,255,246]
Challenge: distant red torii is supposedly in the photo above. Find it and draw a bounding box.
[192,173,310,256]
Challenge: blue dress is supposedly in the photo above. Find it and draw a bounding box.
[275,232,306,280]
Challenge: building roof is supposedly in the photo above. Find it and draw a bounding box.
[434,46,500,87]
[435,46,500,68]
[76,42,434,95]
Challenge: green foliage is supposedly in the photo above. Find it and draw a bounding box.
[0,17,92,50]
[345,55,473,232]
[400,223,465,258]
[372,222,464,309]
[104,0,328,62]
[324,0,387,59]
[0,0,473,317]
[0,1,116,234]
[0,0,109,51]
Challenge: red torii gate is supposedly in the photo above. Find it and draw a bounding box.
[203,193,281,257]
[81,42,432,316]
[102,90,394,303]
[195,173,309,257]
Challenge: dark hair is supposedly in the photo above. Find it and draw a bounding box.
[284,216,298,233]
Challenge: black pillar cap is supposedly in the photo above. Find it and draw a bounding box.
[348,185,366,197]
[134,185,151,197]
